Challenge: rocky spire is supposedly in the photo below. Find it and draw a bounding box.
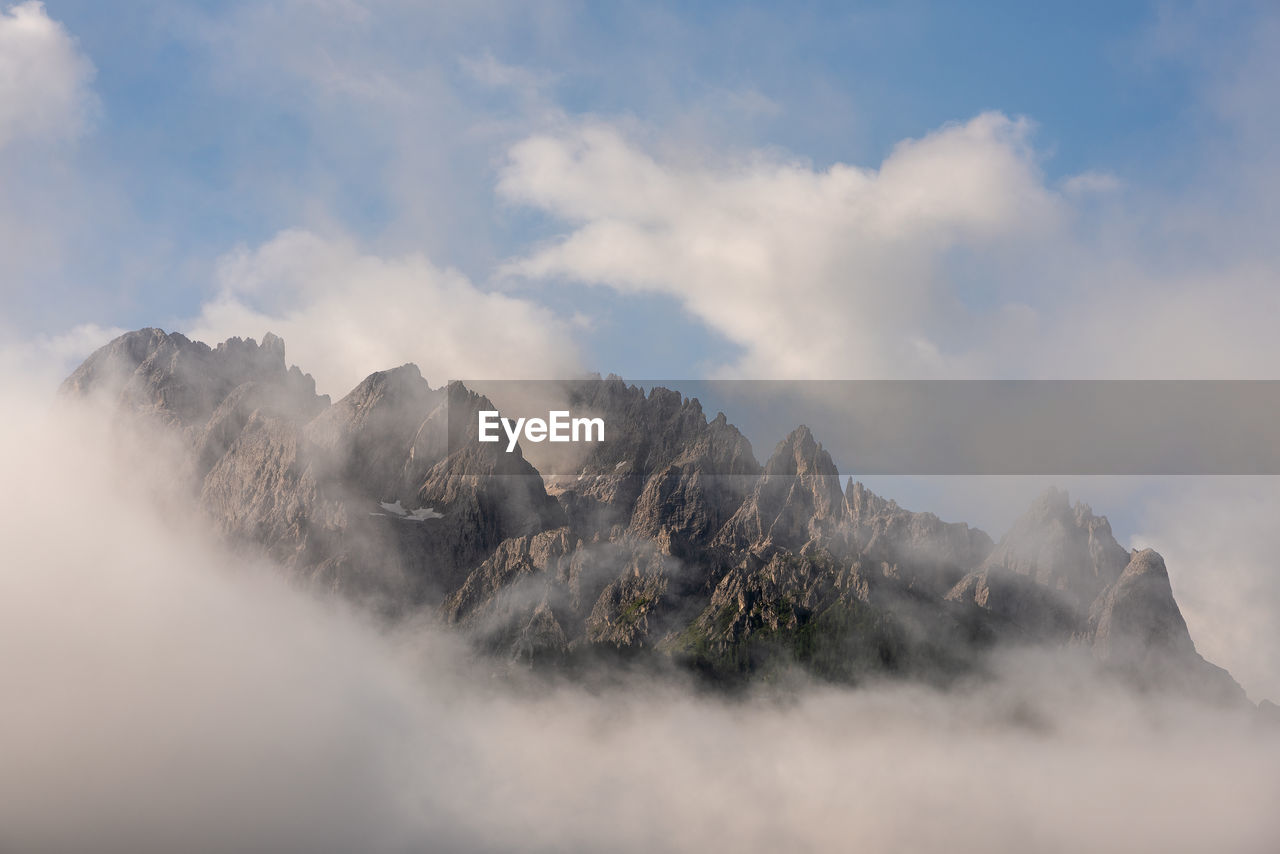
[1089,548,1194,662]
[1089,548,1244,702]
[60,327,326,428]
[304,363,441,500]
[980,486,1130,608]
[715,425,845,554]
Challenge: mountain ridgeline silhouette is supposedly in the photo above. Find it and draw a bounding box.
[61,328,1248,703]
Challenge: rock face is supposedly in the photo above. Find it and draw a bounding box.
[846,479,993,596]
[304,364,442,500]
[61,328,325,430]
[61,328,562,608]
[946,488,1131,643]
[546,377,762,553]
[1088,549,1241,700]
[978,486,1131,607]
[1091,549,1194,661]
[60,328,1251,703]
[716,426,845,554]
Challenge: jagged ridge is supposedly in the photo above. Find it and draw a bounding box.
[59,328,1249,704]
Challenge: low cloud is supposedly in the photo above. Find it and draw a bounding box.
[0,378,1277,853]
[0,322,125,403]
[5,7,1280,845]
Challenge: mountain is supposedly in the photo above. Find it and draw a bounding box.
[60,328,1249,703]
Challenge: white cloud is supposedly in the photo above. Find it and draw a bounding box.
[499,113,1066,379]
[1,388,1278,852]
[499,109,1280,381]
[189,229,581,396]
[35,321,126,366]
[0,1,115,310]
[0,321,124,401]
[0,1,96,149]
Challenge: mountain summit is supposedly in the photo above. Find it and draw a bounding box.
[60,328,1248,703]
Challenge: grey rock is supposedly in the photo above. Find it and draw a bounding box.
[1089,549,1244,702]
[945,566,1080,642]
[715,425,846,556]
[846,479,993,595]
[981,487,1130,609]
[59,329,1252,702]
[305,364,442,500]
[61,327,325,431]
[548,378,761,545]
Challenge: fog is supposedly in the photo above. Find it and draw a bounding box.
[1,383,1278,853]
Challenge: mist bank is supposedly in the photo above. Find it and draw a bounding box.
[0,369,1277,852]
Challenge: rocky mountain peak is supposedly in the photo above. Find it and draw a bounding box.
[326,363,429,412]
[1123,547,1169,577]
[1089,548,1185,657]
[764,425,837,478]
[260,331,286,359]
[1088,548,1242,702]
[305,364,441,500]
[846,479,993,594]
[61,327,326,429]
[542,379,760,544]
[716,425,845,554]
[1032,484,1071,514]
[845,479,895,517]
[981,486,1130,607]
[560,379,756,474]
[54,329,1255,706]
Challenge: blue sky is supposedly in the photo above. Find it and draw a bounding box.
[7,0,1264,379]
[2,0,1278,468]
